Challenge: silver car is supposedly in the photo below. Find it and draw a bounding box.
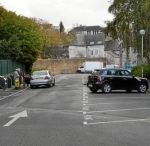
[30,70,55,89]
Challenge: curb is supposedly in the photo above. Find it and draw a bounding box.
[0,86,29,101]
[0,84,30,92]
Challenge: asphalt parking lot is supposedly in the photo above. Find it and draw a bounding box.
[0,74,150,146]
[0,76,150,98]
[82,87,150,126]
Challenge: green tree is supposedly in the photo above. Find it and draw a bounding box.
[0,5,43,69]
[104,0,150,64]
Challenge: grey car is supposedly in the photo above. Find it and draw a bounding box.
[30,70,55,89]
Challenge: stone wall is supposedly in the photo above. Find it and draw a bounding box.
[33,58,106,74]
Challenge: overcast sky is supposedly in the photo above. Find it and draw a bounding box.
[0,0,113,31]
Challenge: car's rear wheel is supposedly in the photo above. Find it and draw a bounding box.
[102,83,112,93]
[90,88,98,93]
[138,83,147,93]
[48,83,52,87]
[126,90,132,93]
[53,80,55,86]
[30,85,33,89]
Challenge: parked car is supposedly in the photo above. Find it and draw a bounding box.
[87,68,149,93]
[30,70,55,89]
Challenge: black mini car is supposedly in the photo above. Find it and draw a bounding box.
[87,68,149,93]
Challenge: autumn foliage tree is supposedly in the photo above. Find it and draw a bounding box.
[35,21,61,58]
[0,5,74,64]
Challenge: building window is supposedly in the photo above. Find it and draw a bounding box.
[97,41,102,44]
[90,42,94,45]
[95,50,98,55]
[89,50,94,55]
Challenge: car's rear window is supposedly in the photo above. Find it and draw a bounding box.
[92,70,107,75]
[99,70,107,75]
[33,71,48,75]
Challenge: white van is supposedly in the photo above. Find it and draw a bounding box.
[77,61,103,73]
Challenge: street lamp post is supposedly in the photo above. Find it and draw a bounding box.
[139,29,145,77]
[119,40,123,68]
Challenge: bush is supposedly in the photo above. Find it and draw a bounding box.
[144,65,150,79]
[131,65,150,79]
[31,67,47,73]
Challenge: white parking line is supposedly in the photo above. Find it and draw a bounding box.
[83,100,88,104]
[84,115,93,120]
[86,103,112,105]
[55,75,67,83]
[85,107,150,114]
[82,75,88,85]
[82,106,89,111]
[83,96,88,99]
[84,118,150,125]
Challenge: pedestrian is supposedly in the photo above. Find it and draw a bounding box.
[13,69,20,89]
[17,68,23,88]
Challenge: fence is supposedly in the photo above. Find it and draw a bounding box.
[0,59,25,76]
[0,59,26,88]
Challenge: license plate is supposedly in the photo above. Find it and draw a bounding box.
[88,84,93,87]
[36,77,42,80]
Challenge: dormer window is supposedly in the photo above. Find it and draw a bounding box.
[90,42,94,45]
[97,41,102,44]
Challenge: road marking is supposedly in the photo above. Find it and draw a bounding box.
[0,87,29,101]
[84,115,93,120]
[55,75,67,82]
[83,95,88,99]
[84,118,150,125]
[85,107,150,114]
[83,93,88,96]
[4,110,28,127]
[82,106,89,111]
[83,121,88,125]
[86,103,112,105]
[83,88,88,91]
[82,76,88,85]
[83,100,88,104]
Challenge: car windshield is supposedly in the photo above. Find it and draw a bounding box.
[32,71,48,76]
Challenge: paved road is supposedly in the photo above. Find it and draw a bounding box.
[0,74,150,146]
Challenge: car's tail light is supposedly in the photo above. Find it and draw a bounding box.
[97,76,101,82]
[30,77,34,80]
[44,76,49,80]
[88,75,90,80]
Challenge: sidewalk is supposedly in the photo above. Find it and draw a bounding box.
[0,83,30,92]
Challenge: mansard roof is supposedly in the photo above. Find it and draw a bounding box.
[73,25,102,32]
[70,33,105,46]
[104,40,120,51]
